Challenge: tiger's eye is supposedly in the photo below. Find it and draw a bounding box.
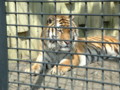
[47,19,52,24]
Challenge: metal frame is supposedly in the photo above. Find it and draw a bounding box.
[0,0,8,90]
[4,0,120,90]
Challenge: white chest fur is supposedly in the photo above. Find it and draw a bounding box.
[79,55,86,66]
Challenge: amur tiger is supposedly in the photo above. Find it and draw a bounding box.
[25,15,119,75]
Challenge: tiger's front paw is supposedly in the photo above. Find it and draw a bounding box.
[50,65,70,75]
[25,63,42,76]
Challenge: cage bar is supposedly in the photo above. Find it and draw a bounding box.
[5,0,120,90]
[0,0,8,90]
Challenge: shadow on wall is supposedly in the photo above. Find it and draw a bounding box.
[77,2,119,38]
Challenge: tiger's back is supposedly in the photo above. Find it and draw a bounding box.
[77,36,119,66]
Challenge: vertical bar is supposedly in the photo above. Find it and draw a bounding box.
[0,0,8,90]
[84,2,88,90]
[69,0,74,90]
[118,2,120,90]
[14,1,20,89]
[27,2,33,89]
[40,1,46,89]
[53,0,59,89]
[101,1,105,90]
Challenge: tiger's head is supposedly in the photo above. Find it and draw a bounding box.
[44,15,78,52]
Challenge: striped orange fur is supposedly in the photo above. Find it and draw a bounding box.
[25,15,119,75]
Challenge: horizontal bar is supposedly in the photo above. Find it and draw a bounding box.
[7,36,120,45]
[8,46,120,59]
[9,81,65,90]
[5,0,120,3]
[7,24,120,31]
[6,12,120,16]
[9,59,120,72]
[8,71,120,86]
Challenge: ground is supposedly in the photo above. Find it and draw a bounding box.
[9,59,120,90]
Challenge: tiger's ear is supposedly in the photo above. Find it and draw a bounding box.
[72,16,74,20]
[71,16,74,20]
[68,15,74,20]
[47,15,55,24]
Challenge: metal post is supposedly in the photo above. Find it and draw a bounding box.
[0,0,8,90]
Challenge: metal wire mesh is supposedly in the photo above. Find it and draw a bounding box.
[2,0,120,90]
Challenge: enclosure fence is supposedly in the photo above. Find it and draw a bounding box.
[1,0,120,90]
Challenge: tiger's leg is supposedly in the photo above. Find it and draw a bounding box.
[25,52,43,74]
[51,55,79,75]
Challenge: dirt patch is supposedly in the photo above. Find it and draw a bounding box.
[8,59,120,90]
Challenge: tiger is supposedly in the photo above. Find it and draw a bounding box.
[25,15,119,75]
